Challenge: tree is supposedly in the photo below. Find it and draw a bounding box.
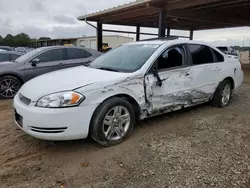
[0,35,3,45]
[14,33,31,47]
[4,34,14,46]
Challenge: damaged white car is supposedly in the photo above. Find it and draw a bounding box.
[13,40,243,146]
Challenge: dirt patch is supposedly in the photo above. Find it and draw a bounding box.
[1,84,250,188]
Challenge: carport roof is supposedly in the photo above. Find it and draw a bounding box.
[78,0,250,30]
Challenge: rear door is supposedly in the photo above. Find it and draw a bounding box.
[63,48,93,68]
[187,44,224,102]
[23,48,65,80]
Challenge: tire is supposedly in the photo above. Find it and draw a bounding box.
[212,80,232,108]
[0,76,22,99]
[90,97,135,146]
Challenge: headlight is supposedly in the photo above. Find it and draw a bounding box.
[36,91,85,108]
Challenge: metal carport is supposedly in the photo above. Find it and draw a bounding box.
[78,0,250,51]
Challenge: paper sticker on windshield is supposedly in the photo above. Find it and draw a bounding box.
[142,44,159,49]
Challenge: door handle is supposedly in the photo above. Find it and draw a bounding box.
[161,77,169,82]
[185,72,191,76]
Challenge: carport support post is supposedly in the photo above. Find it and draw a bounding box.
[189,29,194,40]
[97,22,103,52]
[136,25,140,41]
[158,10,166,38]
[167,26,171,37]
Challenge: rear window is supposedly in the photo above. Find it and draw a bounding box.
[189,44,214,65]
[67,48,92,60]
[10,54,21,61]
[217,47,228,52]
[212,49,224,62]
[0,53,9,61]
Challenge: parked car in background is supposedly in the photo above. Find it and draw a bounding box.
[25,48,34,53]
[13,39,243,146]
[0,51,24,62]
[15,47,34,54]
[0,46,102,99]
[217,46,238,57]
[15,47,26,53]
[0,46,14,51]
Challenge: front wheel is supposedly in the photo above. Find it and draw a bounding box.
[212,80,232,108]
[91,97,135,146]
[0,76,22,99]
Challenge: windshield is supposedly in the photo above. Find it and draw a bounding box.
[90,44,159,72]
[15,47,44,63]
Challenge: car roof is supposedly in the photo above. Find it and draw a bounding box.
[36,45,89,50]
[0,51,24,55]
[126,39,218,49]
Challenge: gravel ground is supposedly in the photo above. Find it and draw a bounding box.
[1,84,250,188]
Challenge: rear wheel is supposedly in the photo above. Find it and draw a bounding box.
[91,97,135,146]
[0,76,22,99]
[212,80,232,108]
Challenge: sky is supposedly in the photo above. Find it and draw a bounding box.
[1,0,250,46]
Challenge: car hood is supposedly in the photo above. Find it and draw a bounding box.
[19,66,130,101]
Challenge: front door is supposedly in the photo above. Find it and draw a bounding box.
[145,44,193,116]
[23,48,65,81]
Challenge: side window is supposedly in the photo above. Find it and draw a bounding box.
[67,48,92,60]
[0,53,9,61]
[10,54,21,61]
[189,44,214,65]
[212,49,224,62]
[36,49,64,63]
[157,46,185,71]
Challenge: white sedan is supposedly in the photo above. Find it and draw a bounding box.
[13,39,243,146]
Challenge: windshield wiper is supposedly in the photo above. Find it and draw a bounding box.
[98,67,120,72]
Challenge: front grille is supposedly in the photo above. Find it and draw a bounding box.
[19,93,31,106]
[30,126,67,134]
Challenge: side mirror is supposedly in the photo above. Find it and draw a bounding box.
[31,58,40,66]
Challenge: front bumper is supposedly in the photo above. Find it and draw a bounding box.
[13,94,98,141]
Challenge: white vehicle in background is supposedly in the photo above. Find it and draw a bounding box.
[217,46,239,59]
[13,39,243,146]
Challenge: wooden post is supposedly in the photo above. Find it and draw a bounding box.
[158,10,166,37]
[97,22,103,52]
[189,29,194,40]
[136,25,140,41]
[167,26,171,37]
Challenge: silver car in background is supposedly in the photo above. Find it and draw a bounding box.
[0,46,102,99]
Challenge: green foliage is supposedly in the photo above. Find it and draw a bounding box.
[0,33,33,47]
[232,46,250,51]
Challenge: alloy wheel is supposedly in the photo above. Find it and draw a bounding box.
[221,84,231,106]
[0,78,20,98]
[103,106,131,141]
